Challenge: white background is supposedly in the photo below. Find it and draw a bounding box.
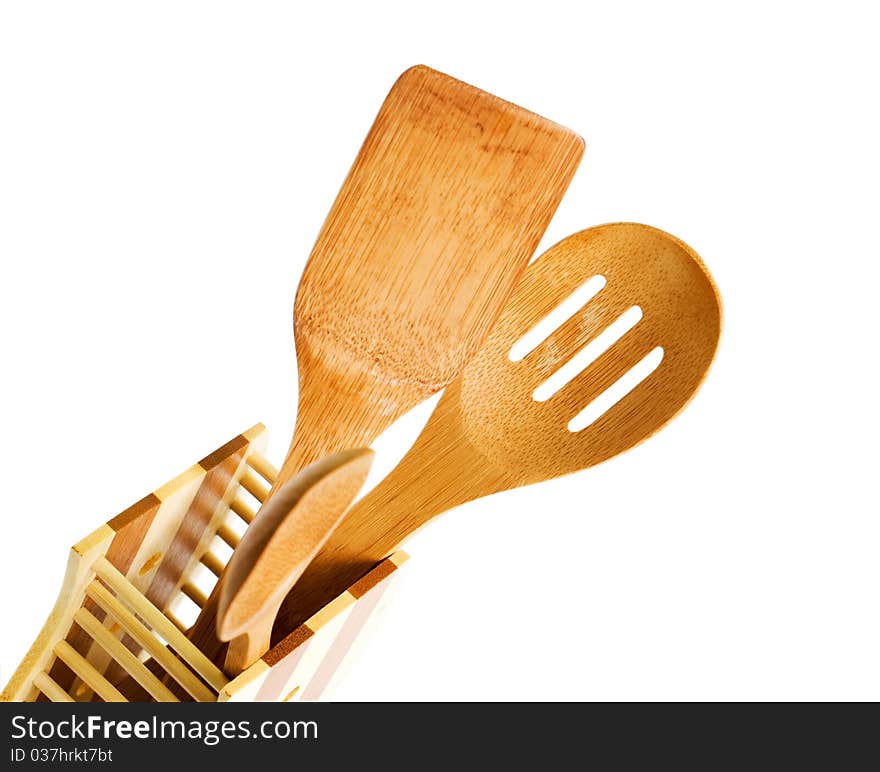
[1,1,877,701]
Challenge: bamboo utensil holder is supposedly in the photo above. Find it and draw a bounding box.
[1,424,407,703]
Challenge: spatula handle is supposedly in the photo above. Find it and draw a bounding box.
[272,392,515,637]
[274,353,402,490]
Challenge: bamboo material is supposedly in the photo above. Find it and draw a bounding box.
[181,581,208,608]
[164,610,187,634]
[3,425,393,703]
[0,525,114,702]
[239,470,269,503]
[246,453,279,485]
[93,558,228,692]
[229,498,255,524]
[216,522,241,548]
[276,223,723,632]
[201,551,224,577]
[277,65,582,483]
[182,65,582,671]
[54,641,126,702]
[217,450,373,676]
[73,607,179,702]
[33,672,74,703]
[219,552,408,702]
[86,581,214,702]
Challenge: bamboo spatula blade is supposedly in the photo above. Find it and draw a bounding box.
[283,64,585,476]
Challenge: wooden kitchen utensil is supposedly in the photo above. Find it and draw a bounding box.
[276,64,583,482]
[1,426,404,703]
[217,449,373,676]
[170,64,582,675]
[3,64,589,702]
[274,223,722,634]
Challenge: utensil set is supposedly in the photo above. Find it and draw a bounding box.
[2,65,721,702]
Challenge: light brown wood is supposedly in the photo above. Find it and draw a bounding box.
[230,497,255,524]
[2,430,267,702]
[73,606,179,702]
[181,581,208,608]
[0,525,115,702]
[179,63,582,674]
[246,453,279,485]
[275,223,723,634]
[239,469,269,503]
[3,425,388,702]
[200,550,224,577]
[218,551,408,702]
[93,557,228,692]
[279,64,583,481]
[216,521,241,548]
[95,427,263,695]
[217,449,374,676]
[53,641,126,702]
[85,580,215,702]
[33,672,73,703]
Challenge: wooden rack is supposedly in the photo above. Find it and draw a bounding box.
[1,424,407,702]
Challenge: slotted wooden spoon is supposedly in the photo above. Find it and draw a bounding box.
[273,222,722,636]
[217,449,373,676]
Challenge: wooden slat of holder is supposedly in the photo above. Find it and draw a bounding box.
[0,424,407,703]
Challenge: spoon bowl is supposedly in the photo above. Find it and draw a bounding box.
[459,223,721,480]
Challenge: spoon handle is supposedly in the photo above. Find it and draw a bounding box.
[218,449,374,676]
[272,388,514,637]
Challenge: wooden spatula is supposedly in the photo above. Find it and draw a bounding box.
[165,65,582,683]
[273,222,722,635]
[216,449,373,676]
[280,64,583,482]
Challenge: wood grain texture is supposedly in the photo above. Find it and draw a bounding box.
[274,223,723,635]
[179,63,583,673]
[101,429,264,692]
[279,64,583,480]
[49,427,392,702]
[44,494,163,699]
[2,422,410,702]
[1,527,114,702]
[218,449,374,676]
[141,450,243,613]
[219,552,408,702]
[85,580,214,702]
[1,427,267,702]
[94,558,228,693]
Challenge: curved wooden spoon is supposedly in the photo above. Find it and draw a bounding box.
[274,223,722,635]
[217,449,373,676]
